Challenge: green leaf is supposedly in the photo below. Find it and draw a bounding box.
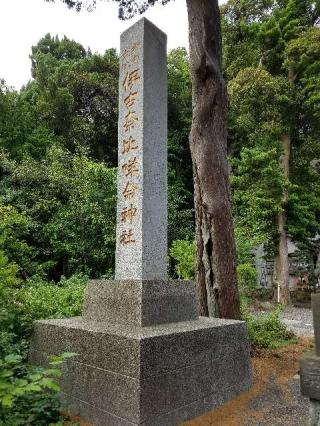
[39,377,60,391]
[42,368,62,378]
[4,354,22,364]
[0,369,13,378]
[24,383,42,392]
[1,394,14,407]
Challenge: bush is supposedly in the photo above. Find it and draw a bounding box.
[0,352,76,425]
[243,306,296,349]
[0,263,85,424]
[169,239,195,279]
[5,274,87,342]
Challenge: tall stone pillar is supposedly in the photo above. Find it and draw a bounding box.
[29,18,252,426]
[115,19,167,281]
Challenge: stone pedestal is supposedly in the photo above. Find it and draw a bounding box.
[29,280,252,425]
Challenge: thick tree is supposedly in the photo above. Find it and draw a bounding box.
[50,0,241,319]
[184,0,239,318]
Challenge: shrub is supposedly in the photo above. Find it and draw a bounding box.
[7,274,87,341]
[0,352,76,425]
[243,306,296,349]
[0,273,87,363]
[0,260,84,423]
[170,239,195,279]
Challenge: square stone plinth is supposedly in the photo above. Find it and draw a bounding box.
[29,317,252,425]
[83,279,198,327]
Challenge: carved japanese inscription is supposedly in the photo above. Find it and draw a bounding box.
[115,18,167,280]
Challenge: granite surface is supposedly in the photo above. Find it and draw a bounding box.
[30,315,253,425]
[83,279,198,326]
[115,17,167,281]
[300,351,320,401]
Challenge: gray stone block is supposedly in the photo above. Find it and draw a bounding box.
[312,294,320,356]
[301,351,320,400]
[83,279,198,327]
[30,316,252,425]
[115,17,168,281]
[60,393,136,426]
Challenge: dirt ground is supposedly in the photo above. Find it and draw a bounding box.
[66,338,314,426]
[183,338,314,426]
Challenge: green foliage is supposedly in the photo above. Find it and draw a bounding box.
[170,240,195,279]
[258,0,320,75]
[244,307,296,349]
[0,274,86,343]
[0,249,19,292]
[225,0,320,280]
[0,145,116,279]
[167,48,194,243]
[168,175,194,244]
[229,67,290,261]
[0,203,37,278]
[0,352,76,425]
[29,34,119,163]
[0,262,83,423]
[237,263,257,290]
[0,42,196,283]
[221,0,274,79]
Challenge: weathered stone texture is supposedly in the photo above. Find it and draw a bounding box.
[310,399,320,426]
[301,352,320,401]
[115,18,167,281]
[83,279,198,327]
[30,316,252,425]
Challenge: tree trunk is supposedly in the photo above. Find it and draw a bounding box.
[186,0,240,319]
[273,134,291,304]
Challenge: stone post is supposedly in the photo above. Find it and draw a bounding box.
[115,19,167,280]
[301,294,320,426]
[29,18,252,425]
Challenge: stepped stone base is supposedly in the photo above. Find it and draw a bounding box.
[29,280,252,425]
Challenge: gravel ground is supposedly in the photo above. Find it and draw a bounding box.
[242,375,310,426]
[281,307,314,337]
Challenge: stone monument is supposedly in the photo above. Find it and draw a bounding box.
[29,18,252,425]
[300,294,320,425]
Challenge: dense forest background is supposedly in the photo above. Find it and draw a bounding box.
[0,0,320,292]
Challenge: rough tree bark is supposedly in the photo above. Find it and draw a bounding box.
[273,134,291,304]
[273,68,295,305]
[186,0,240,319]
